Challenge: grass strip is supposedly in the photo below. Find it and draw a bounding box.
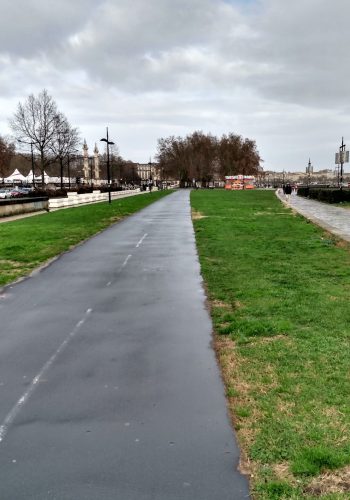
[0,191,171,288]
[191,189,350,499]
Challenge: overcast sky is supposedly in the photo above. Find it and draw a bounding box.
[1,0,349,172]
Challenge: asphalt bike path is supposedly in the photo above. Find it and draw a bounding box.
[0,190,249,499]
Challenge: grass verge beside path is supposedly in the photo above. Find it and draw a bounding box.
[0,191,171,288]
[191,190,350,499]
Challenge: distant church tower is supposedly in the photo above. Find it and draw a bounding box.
[83,139,89,181]
[94,143,100,184]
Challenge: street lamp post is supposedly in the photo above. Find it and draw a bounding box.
[100,127,115,204]
[148,157,153,184]
[67,153,71,189]
[307,159,312,187]
[30,142,35,187]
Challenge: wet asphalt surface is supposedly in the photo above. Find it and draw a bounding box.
[0,190,249,499]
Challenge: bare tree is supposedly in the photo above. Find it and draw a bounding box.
[217,133,243,177]
[0,136,15,183]
[50,113,80,188]
[188,131,217,186]
[217,134,261,178]
[238,138,262,178]
[10,89,62,185]
[157,135,193,186]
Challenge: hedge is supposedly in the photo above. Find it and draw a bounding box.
[297,187,350,204]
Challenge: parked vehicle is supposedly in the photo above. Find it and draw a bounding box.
[6,187,33,198]
[16,187,33,195]
[0,189,11,199]
[9,190,23,198]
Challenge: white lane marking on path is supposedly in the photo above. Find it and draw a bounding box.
[122,255,132,267]
[136,233,148,248]
[0,308,93,445]
[105,254,133,287]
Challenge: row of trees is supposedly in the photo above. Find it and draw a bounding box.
[1,89,141,187]
[1,90,263,188]
[0,136,15,182]
[156,131,262,186]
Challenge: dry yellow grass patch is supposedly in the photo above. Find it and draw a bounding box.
[254,211,291,216]
[214,334,279,480]
[218,322,231,329]
[305,466,350,495]
[247,334,293,347]
[0,259,23,268]
[336,239,350,249]
[191,209,207,220]
[322,407,345,419]
[211,299,244,311]
[212,299,232,309]
[277,400,296,416]
[273,462,297,485]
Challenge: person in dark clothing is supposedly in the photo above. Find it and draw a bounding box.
[285,183,292,202]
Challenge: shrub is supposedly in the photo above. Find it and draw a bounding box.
[297,187,309,197]
[99,185,123,193]
[28,189,67,198]
[77,186,93,194]
[298,188,350,204]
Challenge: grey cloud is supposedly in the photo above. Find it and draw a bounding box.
[55,0,246,91]
[238,0,350,108]
[1,0,350,171]
[0,0,98,56]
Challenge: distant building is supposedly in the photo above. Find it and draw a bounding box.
[82,140,100,184]
[135,162,160,181]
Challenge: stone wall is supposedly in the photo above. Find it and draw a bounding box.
[0,188,159,218]
[0,197,49,218]
[48,188,158,210]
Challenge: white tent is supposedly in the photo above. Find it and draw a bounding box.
[34,171,50,184]
[4,169,27,184]
[47,175,72,184]
[47,175,61,184]
[24,170,36,183]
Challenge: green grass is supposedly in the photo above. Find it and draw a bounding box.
[191,190,350,499]
[334,202,350,208]
[0,191,171,287]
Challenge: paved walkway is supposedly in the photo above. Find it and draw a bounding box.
[277,190,350,242]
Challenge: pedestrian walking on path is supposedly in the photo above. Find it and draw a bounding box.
[284,183,292,203]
